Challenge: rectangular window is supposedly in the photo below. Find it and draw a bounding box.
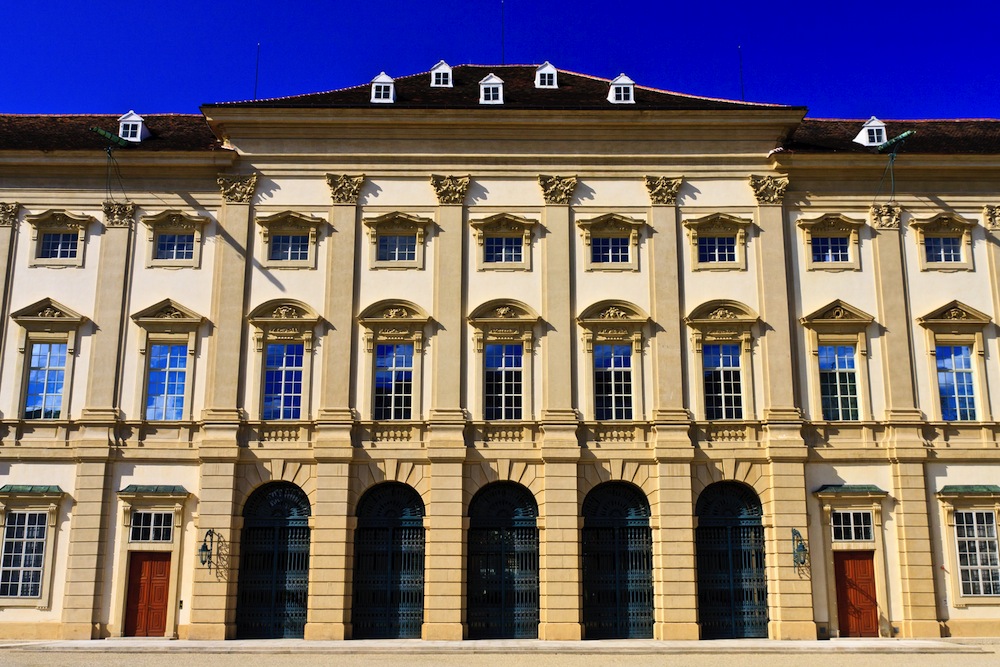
[954,510,1000,596]
[594,343,632,420]
[373,84,392,99]
[819,344,859,421]
[0,511,46,598]
[926,236,962,263]
[269,234,310,262]
[812,237,850,263]
[484,236,523,264]
[937,344,976,421]
[697,236,736,263]
[24,342,67,420]
[154,233,195,261]
[483,86,500,101]
[121,123,139,139]
[374,343,413,420]
[130,511,174,543]
[832,510,873,541]
[539,72,555,87]
[614,86,631,102]
[591,237,630,264]
[703,343,742,420]
[38,233,78,259]
[867,127,884,144]
[433,72,450,86]
[146,343,187,421]
[377,234,417,262]
[262,343,304,420]
[484,344,523,420]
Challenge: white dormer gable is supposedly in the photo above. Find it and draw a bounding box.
[608,74,635,104]
[370,72,395,103]
[853,116,887,147]
[430,60,452,88]
[118,110,150,142]
[535,62,557,88]
[479,73,504,105]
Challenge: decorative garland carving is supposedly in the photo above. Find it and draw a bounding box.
[154,307,186,319]
[0,202,19,227]
[871,204,901,229]
[383,308,410,319]
[709,308,739,320]
[430,174,471,205]
[494,306,516,318]
[272,305,301,319]
[599,306,629,319]
[103,201,136,228]
[327,174,365,204]
[985,205,1000,230]
[538,175,578,205]
[945,307,968,320]
[644,176,683,205]
[748,175,789,204]
[217,174,258,203]
[37,306,65,318]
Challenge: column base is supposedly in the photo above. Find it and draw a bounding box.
[538,622,582,640]
[305,622,346,640]
[185,623,230,640]
[898,619,942,638]
[768,619,817,640]
[655,622,700,640]
[421,622,464,640]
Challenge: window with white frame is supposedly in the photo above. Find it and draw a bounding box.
[910,213,976,272]
[470,300,538,424]
[702,343,743,420]
[607,74,635,104]
[819,344,860,421]
[360,301,429,423]
[697,236,736,263]
[132,299,202,422]
[686,301,758,422]
[370,72,395,103]
[798,213,864,272]
[249,301,320,422]
[120,122,139,140]
[479,73,504,104]
[373,343,413,420]
[129,511,174,542]
[579,302,648,422]
[256,211,326,269]
[0,486,64,607]
[936,344,976,421]
[832,510,873,541]
[801,300,874,423]
[484,344,523,420]
[12,298,85,422]
[377,234,417,262]
[593,343,633,420]
[919,301,991,423]
[26,210,93,268]
[430,61,452,87]
[954,510,1000,596]
[141,210,208,269]
[684,213,752,271]
[484,236,523,264]
[263,342,304,420]
[470,213,536,272]
[535,62,557,88]
[364,212,432,270]
[577,213,646,272]
[24,341,67,420]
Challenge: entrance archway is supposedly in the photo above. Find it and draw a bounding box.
[235,482,311,639]
[581,482,653,639]
[352,482,425,639]
[467,482,539,639]
[695,481,768,639]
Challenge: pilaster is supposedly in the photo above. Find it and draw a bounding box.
[652,458,699,639]
[0,203,19,397]
[304,460,352,639]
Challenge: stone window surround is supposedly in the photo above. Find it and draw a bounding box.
[800,300,875,422]
[909,212,976,272]
[685,300,758,421]
[247,300,321,422]
[469,300,541,421]
[358,300,431,422]
[255,210,327,270]
[470,213,537,272]
[937,486,1000,607]
[918,301,992,422]
[683,212,753,272]
[797,213,865,272]
[0,486,64,610]
[141,210,209,269]
[131,299,205,422]
[577,212,646,272]
[578,301,649,421]
[25,210,95,268]
[363,211,434,270]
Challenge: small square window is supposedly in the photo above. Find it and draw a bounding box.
[154,233,195,261]
[269,234,310,262]
[484,236,523,264]
[121,123,139,139]
[614,86,631,102]
[867,127,884,144]
[130,511,174,542]
[698,236,736,263]
[38,233,78,259]
[377,234,417,262]
[434,72,450,86]
[926,236,963,263]
[539,72,555,87]
[483,86,500,101]
[373,84,392,100]
[812,237,850,263]
[592,237,630,264]
[832,510,873,541]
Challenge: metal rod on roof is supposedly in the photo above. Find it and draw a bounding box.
[254,42,261,100]
[501,0,505,65]
[738,45,745,101]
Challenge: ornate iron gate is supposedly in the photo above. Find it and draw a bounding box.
[352,482,425,639]
[695,482,768,639]
[236,482,311,639]
[581,482,654,639]
[467,483,539,639]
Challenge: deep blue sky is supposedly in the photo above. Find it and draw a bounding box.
[3,0,998,119]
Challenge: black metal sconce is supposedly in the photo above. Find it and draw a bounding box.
[199,529,218,571]
[792,528,808,567]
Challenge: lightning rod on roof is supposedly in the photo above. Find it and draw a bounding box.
[254,43,261,100]
[500,0,505,65]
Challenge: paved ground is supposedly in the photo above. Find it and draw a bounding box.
[0,639,998,667]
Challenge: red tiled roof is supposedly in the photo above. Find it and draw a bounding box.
[0,114,223,152]
[783,119,1000,154]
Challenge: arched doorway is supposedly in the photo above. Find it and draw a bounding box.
[695,481,768,639]
[581,482,653,639]
[235,482,311,639]
[352,482,425,639]
[467,482,539,639]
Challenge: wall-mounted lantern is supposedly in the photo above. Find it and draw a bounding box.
[199,529,218,571]
[792,528,808,567]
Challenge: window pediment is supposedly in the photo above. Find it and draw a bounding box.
[469,300,539,352]
[470,213,536,243]
[142,210,208,232]
[11,298,86,336]
[359,300,430,352]
[364,212,433,241]
[576,213,645,245]
[909,212,976,233]
[248,299,321,350]
[131,299,204,334]
[919,300,991,333]
[578,301,649,352]
[685,300,758,352]
[800,300,874,332]
[683,212,752,237]
[25,209,95,233]
[797,213,866,234]
[255,210,326,242]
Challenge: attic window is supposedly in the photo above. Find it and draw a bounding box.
[535,62,557,88]
[117,110,148,143]
[121,123,139,140]
[853,117,887,147]
[607,74,636,104]
[868,127,885,144]
[370,72,395,103]
[430,60,452,87]
[479,73,504,104]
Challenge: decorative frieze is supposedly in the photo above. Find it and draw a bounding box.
[103,201,136,228]
[538,174,577,205]
[430,174,471,205]
[217,173,258,203]
[0,202,19,227]
[644,176,683,205]
[327,174,365,204]
[749,175,789,204]
[870,204,901,229]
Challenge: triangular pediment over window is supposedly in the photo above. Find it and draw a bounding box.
[11,297,86,332]
[800,300,874,330]
[918,300,991,331]
[131,299,204,332]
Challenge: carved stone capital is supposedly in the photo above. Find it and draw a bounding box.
[0,202,19,227]
[871,204,902,230]
[749,175,789,204]
[984,205,1000,230]
[644,176,683,205]
[538,175,578,205]
[430,174,471,205]
[327,174,365,204]
[103,201,136,228]
[217,174,258,203]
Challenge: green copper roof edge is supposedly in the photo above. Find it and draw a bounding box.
[0,485,64,494]
[938,485,1000,495]
[814,484,888,495]
[117,485,189,495]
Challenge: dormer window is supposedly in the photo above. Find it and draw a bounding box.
[608,74,635,104]
[853,116,887,147]
[370,72,395,103]
[117,110,149,143]
[479,73,504,104]
[535,62,557,88]
[430,60,452,87]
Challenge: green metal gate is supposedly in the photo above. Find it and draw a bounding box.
[581,482,654,639]
[352,482,425,639]
[467,483,539,639]
[695,482,768,639]
[235,482,311,639]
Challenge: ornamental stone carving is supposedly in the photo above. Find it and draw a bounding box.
[644,176,683,205]
[749,175,789,204]
[871,204,901,229]
[538,175,578,205]
[327,174,365,204]
[709,308,739,320]
[272,305,301,319]
[103,201,136,228]
[37,306,65,318]
[494,306,517,318]
[945,308,969,320]
[599,306,629,320]
[0,202,19,227]
[154,307,186,319]
[430,174,471,205]
[217,174,258,203]
[984,205,1000,230]
[384,308,410,319]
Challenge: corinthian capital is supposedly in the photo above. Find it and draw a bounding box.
[103,201,136,228]
[217,173,258,203]
[327,174,365,204]
[749,175,789,204]
[870,204,901,229]
[430,174,471,205]
[984,205,1000,230]
[0,202,20,227]
[538,175,577,205]
[644,176,683,205]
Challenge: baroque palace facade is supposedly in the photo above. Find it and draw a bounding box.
[1,63,1000,641]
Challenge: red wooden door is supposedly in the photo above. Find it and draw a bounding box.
[124,552,171,637]
[834,551,878,637]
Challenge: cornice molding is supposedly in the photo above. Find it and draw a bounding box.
[644,176,683,205]
[217,173,258,203]
[430,174,471,205]
[327,173,365,204]
[538,174,577,205]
